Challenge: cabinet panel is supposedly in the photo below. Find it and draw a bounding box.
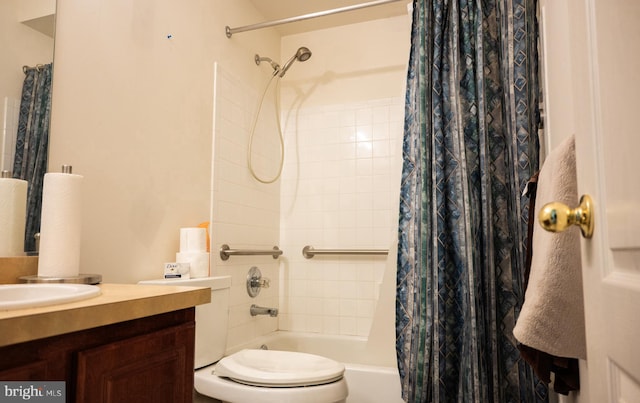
[75,322,195,403]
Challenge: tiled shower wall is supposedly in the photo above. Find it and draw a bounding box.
[211,64,282,349]
[211,15,409,346]
[212,61,404,343]
[278,97,404,336]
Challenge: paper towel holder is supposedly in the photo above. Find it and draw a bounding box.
[19,164,101,284]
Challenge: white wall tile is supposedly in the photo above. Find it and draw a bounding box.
[212,65,282,348]
[339,317,358,335]
[279,97,403,336]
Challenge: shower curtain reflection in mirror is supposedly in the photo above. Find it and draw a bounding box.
[12,63,52,253]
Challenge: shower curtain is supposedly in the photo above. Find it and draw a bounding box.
[13,63,53,253]
[396,1,545,402]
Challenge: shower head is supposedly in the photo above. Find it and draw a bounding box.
[277,47,312,78]
[255,54,280,75]
[295,47,312,62]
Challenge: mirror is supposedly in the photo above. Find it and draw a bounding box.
[0,0,55,256]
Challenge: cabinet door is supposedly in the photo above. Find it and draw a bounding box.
[75,322,195,403]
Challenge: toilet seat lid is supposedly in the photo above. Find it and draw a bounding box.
[213,349,345,387]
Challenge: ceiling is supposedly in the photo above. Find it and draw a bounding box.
[245,0,410,36]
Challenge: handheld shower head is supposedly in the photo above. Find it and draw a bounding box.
[278,47,312,77]
[295,47,312,62]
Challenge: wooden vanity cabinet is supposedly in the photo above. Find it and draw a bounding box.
[0,308,195,403]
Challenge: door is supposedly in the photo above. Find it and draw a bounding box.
[543,0,640,402]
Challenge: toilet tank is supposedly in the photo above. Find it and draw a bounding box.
[138,276,231,369]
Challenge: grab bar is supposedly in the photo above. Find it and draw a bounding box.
[302,245,389,259]
[219,244,283,261]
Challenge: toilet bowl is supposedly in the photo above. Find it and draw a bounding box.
[195,349,348,403]
[139,277,348,403]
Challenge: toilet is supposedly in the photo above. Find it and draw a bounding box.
[139,277,348,403]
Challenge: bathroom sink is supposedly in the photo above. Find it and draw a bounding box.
[0,283,101,310]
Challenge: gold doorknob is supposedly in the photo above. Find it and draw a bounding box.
[538,194,594,238]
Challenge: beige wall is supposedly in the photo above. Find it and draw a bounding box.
[49,0,280,283]
[538,0,575,161]
[49,0,283,347]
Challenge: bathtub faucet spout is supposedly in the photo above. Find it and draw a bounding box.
[250,304,278,317]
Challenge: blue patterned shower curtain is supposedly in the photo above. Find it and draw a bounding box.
[396,1,545,402]
[13,63,53,253]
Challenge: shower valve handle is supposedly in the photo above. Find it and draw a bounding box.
[246,266,270,297]
[251,277,270,289]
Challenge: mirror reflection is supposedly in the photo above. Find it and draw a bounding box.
[0,0,55,257]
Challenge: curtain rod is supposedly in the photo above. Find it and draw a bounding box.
[226,0,404,38]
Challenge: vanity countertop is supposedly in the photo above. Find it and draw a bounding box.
[0,283,210,347]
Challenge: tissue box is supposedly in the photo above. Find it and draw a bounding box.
[163,262,190,279]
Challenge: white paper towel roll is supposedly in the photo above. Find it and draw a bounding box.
[0,178,28,256]
[180,227,206,252]
[38,172,83,278]
[176,251,209,278]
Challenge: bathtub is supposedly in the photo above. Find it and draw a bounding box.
[226,331,404,403]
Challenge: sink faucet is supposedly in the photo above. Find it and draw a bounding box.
[250,304,278,317]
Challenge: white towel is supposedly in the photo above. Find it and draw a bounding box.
[513,135,586,359]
